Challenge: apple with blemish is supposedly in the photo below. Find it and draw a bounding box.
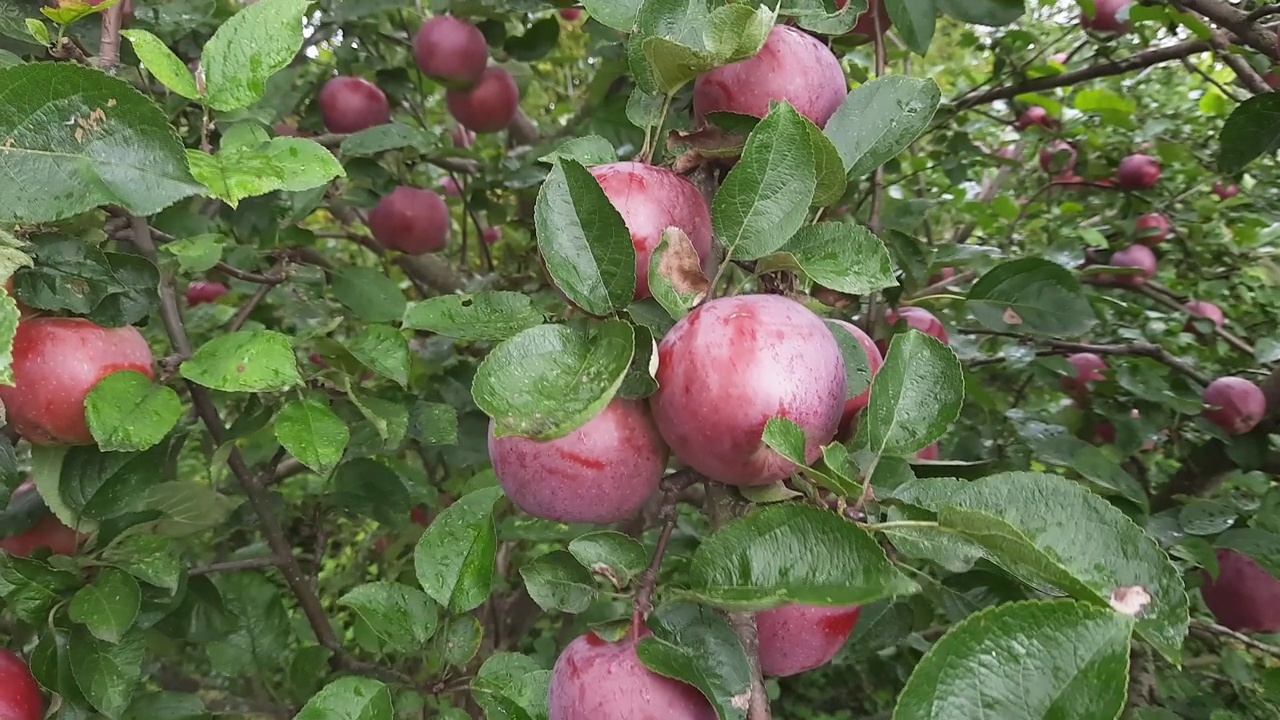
[368,187,451,255]
[1201,548,1280,633]
[1116,153,1161,190]
[756,603,861,677]
[413,16,489,89]
[446,67,520,133]
[1134,213,1170,246]
[318,76,390,134]
[1201,376,1266,435]
[693,25,847,129]
[1183,300,1224,334]
[1081,0,1131,33]
[0,649,41,720]
[1061,352,1107,397]
[488,398,667,523]
[829,320,882,437]
[650,295,846,487]
[549,630,716,720]
[186,280,228,306]
[1108,244,1156,286]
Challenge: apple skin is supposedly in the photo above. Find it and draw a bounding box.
[482,226,501,244]
[0,318,154,446]
[693,25,847,129]
[488,398,667,524]
[1201,548,1280,633]
[1108,244,1157,287]
[916,443,939,460]
[1134,212,1171,246]
[882,306,949,351]
[440,176,461,198]
[560,7,583,21]
[451,124,475,148]
[446,67,520,134]
[1183,300,1225,334]
[756,603,861,677]
[186,280,228,306]
[413,16,489,89]
[1081,0,1131,33]
[1015,105,1056,131]
[318,76,391,134]
[842,0,891,38]
[549,630,716,720]
[928,267,956,285]
[1039,140,1077,174]
[1115,153,1161,190]
[1202,376,1267,435]
[650,295,846,487]
[0,649,42,720]
[368,187,451,255]
[829,320,883,436]
[588,162,715,301]
[1213,182,1240,200]
[1051,52,1070,64]
[1061,352,1107,396]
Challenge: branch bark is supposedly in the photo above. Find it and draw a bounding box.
[1178,0,1280,59]
[958,329,1212,386]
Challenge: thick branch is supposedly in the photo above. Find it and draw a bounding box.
[1178,0,1280,59]
[99,3,125,71]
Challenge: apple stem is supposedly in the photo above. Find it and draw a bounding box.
[631,469,701,637]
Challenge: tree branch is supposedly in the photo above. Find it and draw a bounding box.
[957,329,1212,386]
[1177,0,1280,59]
[1190,617,1280,660]
[99,3,126,72]
[631,470,701,634]
[190,556,279,576]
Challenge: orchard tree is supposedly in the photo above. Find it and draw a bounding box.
[2,0,1280,719]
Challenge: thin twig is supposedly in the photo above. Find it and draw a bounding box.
[1190,618,1280,660]
[216,261,286,284]
[1134,284,1256,357]
[1178,0,1279,60]
[227,261,285,332]
[631,470,701,634]
[190,557,278,576]
[957,328,1212,386]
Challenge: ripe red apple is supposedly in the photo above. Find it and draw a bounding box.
[482,226,501,244]
[916,443,939,461]
[1039,140,1077,174]
[368,187,450,255]
[445,67,520,134]
[842,0,891,38]
[588,162,714,302]
[1134,212,1171,246]
[1061,352,1107,396]
[1116,153,1161,190]
[1108,244,1156,287]
[1201,548,1280,633]
[549,630,716,720]
[1183,300,1225,334]
[882,306,948,349]
[318,76,391,134]
[756,603,861,677]
[1081,0,1131,33]
[829,320,883,436]
[1202,376,1266,435]
[1212,182,1240,200]
[0,649,41,720]
[0,318,154,445]
[451,124,475,148]
[560,7,583,21]
[440,176,461,198]
[1265,70,1280,90]
[489,398,667,523]
[410,506,430,527]
[693,25,847,129]
[413,16,489,89]
[650,295,846,487]
[186,280,228,306]
[1015,105,1056,131]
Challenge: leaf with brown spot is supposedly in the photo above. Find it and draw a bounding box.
[649,227,710,320]
[1002,307,1023,325]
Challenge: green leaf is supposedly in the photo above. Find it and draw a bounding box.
[864,330,964,456]
[884,0,936,55]
[636,602,751,720]
[1074,87,1136,116]
[342,324,410,387]
[295,677,393,720]
[333,458,410,525]
[414,486,503,613]
[69,568,141,644]
[936,0,1023,26]
[0,63,202,223]
[338,582,438,654]
[120,29,199,100]
[567,531,648,587]
[758,222,897,295]
[648,228,711,321]
[688,504,917,609]
[473,321,635,440]
[102,535,182,592]
[145,482,241,537]
[186,137,344,207]
[180,330,302,392]
[534,158,636,315]
[330,267,406,323]
[580,0,642,31]
[41,0,116,25]
[273,396,349,477]
[714,102,818,260]
[409,402,458,446]
[762,416,807,466]
[401,291,546,342]
[1217,92,1280,174]
[805,118,848,207]
[520,550,597,613]
[201,0,311,111]
[161,234,226,273]
[0,289,18,386]
[966,258,1098,336]
[539,135,619,166]
[85,371,183,453]
[59,442,176,521]
[893,600,1131,720]
[24,18,48,46]
[1020,431,1147,509]
[471,653,552,720]
[826,320,873,401]
[340,123,436,157]
[70,628,146,718]
[346,390,408,450]
[825,76,941,178]
[1216,529,1280,578]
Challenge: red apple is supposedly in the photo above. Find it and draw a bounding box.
[368,187,450,255]
[756,603,861,677]
[1108,244,1157,287]
[549,630,716,720]
[186,280,228,306]
[842,0,891,38]
[0,318,154,445]
[1015,105,1056,131]
[451,124,475,148]
[693,25,847,129]
[1202,376,1266,435]
[1039,140,1077,174]
[445,67,520,134]
[995,145,1022,160]
[560,7,583,21]
[829,320,883,436]
[413,16,489,89]
[483,226,501,244]
[882,306,948,348]
[1081,0,1131,33]
[489,398,667,523]
[1051,52,1070,64]
[410,506,430,527]
[588,162,714,302]
[916,443,939,461]
[1116,153,1160,190]
[1265,70,1280,90]
[1133,212,1171,246]
[273,121,307,137]
[1212,182,1240,200]
[0,649,41,720]
[1201,548,1280,633]
[1061,352,1107,396]
[440,176,461,198]
[318,76,391,134]
[650,295,846,487]
[1183,300,1225,334]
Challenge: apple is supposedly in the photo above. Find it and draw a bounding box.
[1080,0,1131,33]
[273,121,307,137]
[1202,376,1266,435]
[693,25,847,129]
[756,603,861,677]
[410,506,430,527]
[483,226,501,244]
[650,294,846,487]
[0,318,154,446]
[186,280,228,306]
[588,162,714,301]
[451,124,475,148]
[842,0,891,38]
[489,398,667,523]
[829,320,883,436]
[413,16,489,89]
[1039,140,1077,174]
[440,176,461,198]
[0,512,79,558]
[318,76,391,134]
[916,443,939,461]
[928,267,956,285]
[1212,182,1240,200]
[368,187,451,255]
[0,649,41,720]
[1266,70,1280,90]
[1116,153,1161,190]
[1133,212,1171,246]
[560,7,583,21]
[882,306,948,348]
[1061,352,1107,396]
[1051,52,1070,64]
[1108,244,1157,287]
[1183,300,1225,334]
[549,630,716,720]
[1015,105,1056,131]
[446,67,520,134]
[1201,548,1280,633]
[995,145,1022,160]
